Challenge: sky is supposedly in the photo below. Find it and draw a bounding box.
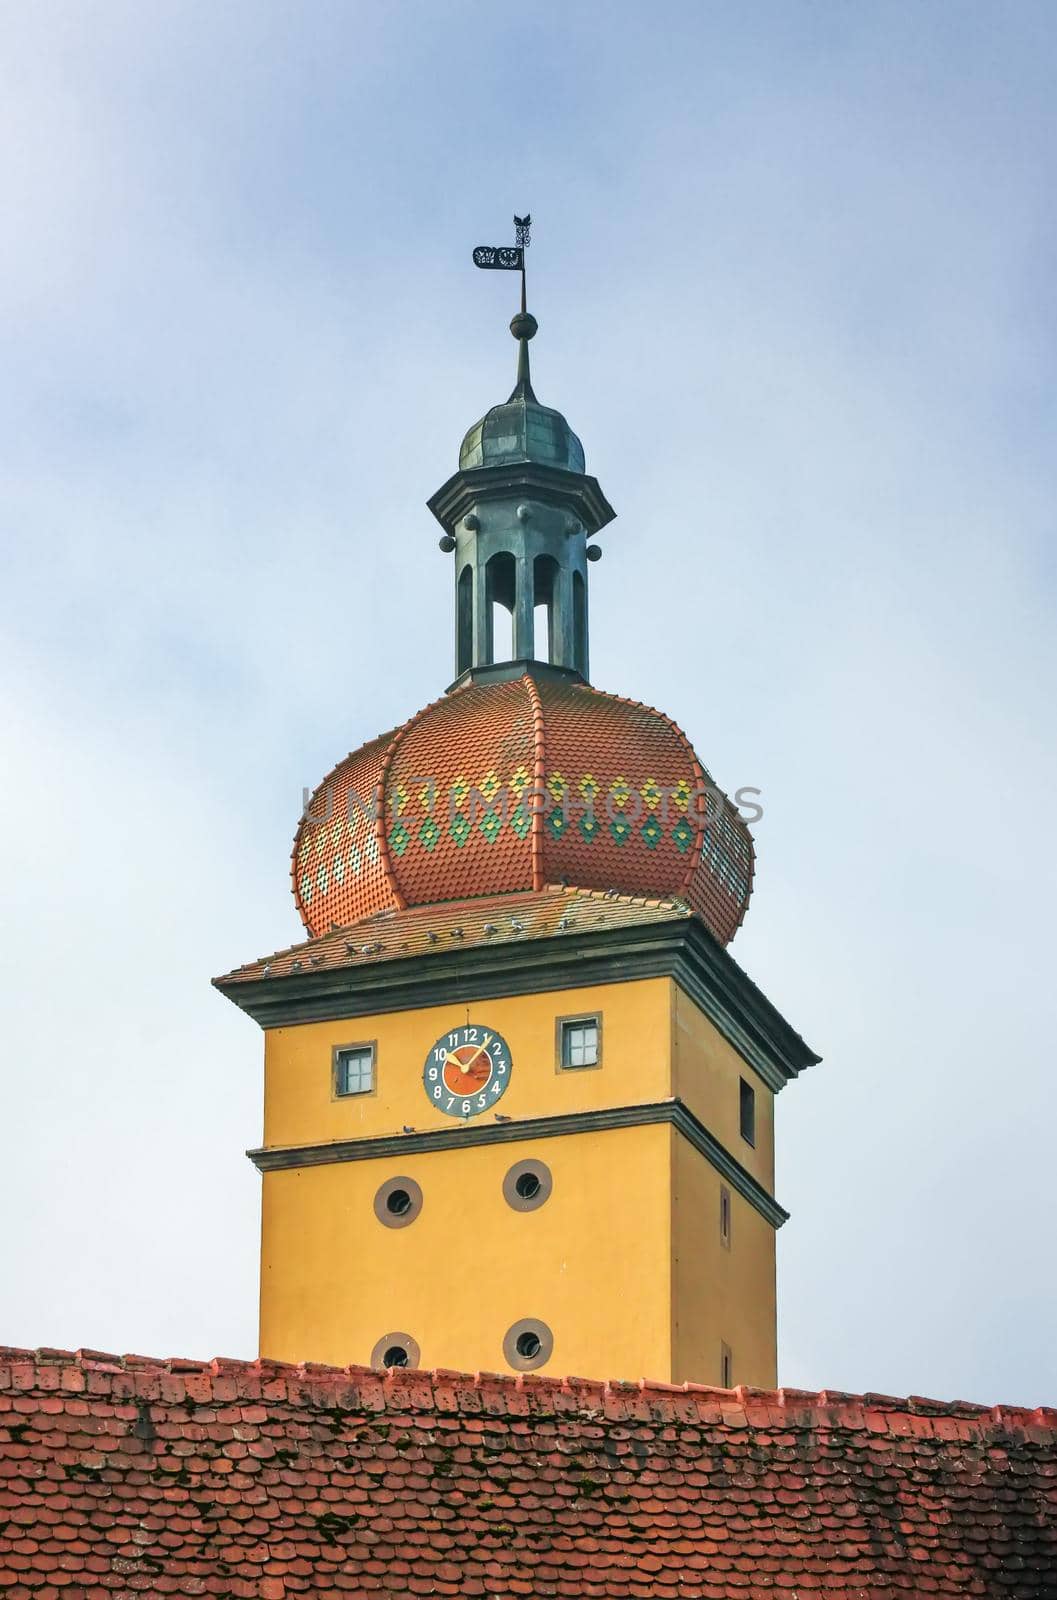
[1,0,1055,1407]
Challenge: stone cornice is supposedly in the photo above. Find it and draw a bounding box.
[246,1097,789,1229]
[215,915,819,1094]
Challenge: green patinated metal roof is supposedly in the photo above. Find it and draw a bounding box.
[459,321,586,475]
[459,395,586,474]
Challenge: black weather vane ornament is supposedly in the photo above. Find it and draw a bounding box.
[472,213,531,271]
[473,213,532,313]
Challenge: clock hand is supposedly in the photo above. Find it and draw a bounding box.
[445,1041,490,1078]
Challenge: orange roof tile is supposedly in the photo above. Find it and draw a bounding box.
[216,885,691,985]
[2,1348,1055,1598]
[291,675,754,949]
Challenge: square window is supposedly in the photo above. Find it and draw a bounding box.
[560,1016,600,1069]
[334,1044,375,1097]
[739,1077,756,1147]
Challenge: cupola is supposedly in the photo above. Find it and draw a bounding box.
[293,288,755,953]
[458,314,586,475]
[429,311,614,683]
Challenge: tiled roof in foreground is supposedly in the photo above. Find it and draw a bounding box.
[2,1349,1055,1598]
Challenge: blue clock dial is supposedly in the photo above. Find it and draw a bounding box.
[423,1024,513,1119]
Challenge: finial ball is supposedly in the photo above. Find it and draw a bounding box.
[509,311,538,342]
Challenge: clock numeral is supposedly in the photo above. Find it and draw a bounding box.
[424,1025,512,1121]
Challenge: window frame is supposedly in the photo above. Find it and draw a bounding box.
[719,1184,732,1249]
[555,1012,603,1074]
[332,1040,378,1100]
[739,1076,756,1148]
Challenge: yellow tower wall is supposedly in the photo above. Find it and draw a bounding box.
[260,1124,672,1379]
[671,981,774,1191]
[256,974,781,1386]
[670,1131,778,1387]
[263,978,672,1146]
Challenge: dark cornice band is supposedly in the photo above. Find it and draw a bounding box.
[245,1097,789,1230]
[217,917,819,1095]
[427,461,616,537]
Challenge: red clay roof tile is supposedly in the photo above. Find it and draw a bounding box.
[214,884,693,985]
[1,1350,1055,1597]
[291,676,754,949]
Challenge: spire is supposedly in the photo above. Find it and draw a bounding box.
[428,216,616,686]
[508,311,538,402]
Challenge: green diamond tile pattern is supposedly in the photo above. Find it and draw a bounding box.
[292,729,398,933]
[510,805,532,840]
[386,679,537,905]
[642,814,663,850]
[293,676,754,946]
[479,808,503,844]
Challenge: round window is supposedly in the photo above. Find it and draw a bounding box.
[373,1176,423,1228]
[502,1159,552,1212]
[503,1318,553,1372]
[370,1332,420,1371]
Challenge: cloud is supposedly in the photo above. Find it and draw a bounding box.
[1,0,1054,1400]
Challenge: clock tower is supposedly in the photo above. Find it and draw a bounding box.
[216,288,818,1387]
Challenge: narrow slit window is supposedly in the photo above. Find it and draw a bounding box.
[335,1044,375,1097]
[560,1017,600,1069]
[721,1343,733,1389]
[720,1185,732,1248]
[739,1077,756,1147]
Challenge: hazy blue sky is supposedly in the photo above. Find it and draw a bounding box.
[1,1,1055,1405]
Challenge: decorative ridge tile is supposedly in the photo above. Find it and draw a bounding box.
[1,1347,1052,1431]
[524,669,547,892]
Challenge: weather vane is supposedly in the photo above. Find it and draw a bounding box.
[473,213,532,314]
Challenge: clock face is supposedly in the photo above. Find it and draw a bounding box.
[423,1024,513,1119]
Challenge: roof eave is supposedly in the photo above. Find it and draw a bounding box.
[214,913,819,1093]
[427,462,616,537]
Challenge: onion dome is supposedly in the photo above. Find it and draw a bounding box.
[458,312,586,475]
[293,673,754,947]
